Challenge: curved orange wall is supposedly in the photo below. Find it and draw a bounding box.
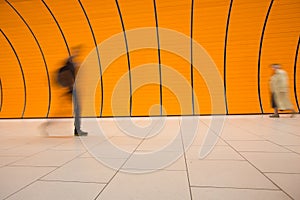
[0,0,299,118]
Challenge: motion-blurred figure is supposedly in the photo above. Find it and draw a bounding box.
[269,64,296,118]
[58,46,88,136]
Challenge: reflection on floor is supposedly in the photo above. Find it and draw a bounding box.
[0,115,299,200]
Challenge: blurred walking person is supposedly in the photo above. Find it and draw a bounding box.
[269,63,296,118]
[58,46,88,136]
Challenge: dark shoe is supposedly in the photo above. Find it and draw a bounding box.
[74,129,88,136]
[269,114,279,118]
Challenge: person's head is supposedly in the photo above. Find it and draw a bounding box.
[270,63,281,71]
[71,45,82,57]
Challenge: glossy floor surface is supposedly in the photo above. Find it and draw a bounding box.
[0,115,299,200]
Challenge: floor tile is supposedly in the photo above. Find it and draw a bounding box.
[6,181,104,200]
[122,151,186,172]
[87,141,137,159]
[285,146,300,154]
[191,187,291,200]
[12,149,83,167]
[0,166,55,199]
[0,137,33,150]
[228,141,290,152]
[0,156,23,167]
[109,136,143,146]
[265,173,300,200]
[186,145,244,160]
[137,138,183,152]
[96,170,191,200]
[50,140,87,151]
[0,144,50,157]
[187,160,277,189]
[252,118,300,136]
[241,152,300,173]
[42,157,117,183]
[190,128,227,146]
[262,133,300,146]
[220,125,263,141]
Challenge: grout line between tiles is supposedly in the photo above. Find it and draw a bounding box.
[226,120,300,156]
[263,172,300,175]
[38,179,107,185]
[231,116,300,138]
[2,147,89,200]
[200,120,296,200]
[92,119,163,200]
[190,185,281,191]
[179,119,193,200]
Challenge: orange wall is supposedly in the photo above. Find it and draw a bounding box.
[0,0,299,118]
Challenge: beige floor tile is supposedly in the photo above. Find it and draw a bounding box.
[87,141,136,159]
[262,133,300,146]
[96,170,191,200]
[0,145,49,157]
[12,149,83,167]
[137,138,183,152]
[0,166,55,199]
[0,137,68,157]
[228,141,290,152]
[42,157,117,183]
[79,152,128,169]
[109,136,143,145]
[285,146,300,154]
[220,125,263,141]
[6,181,104,200]
[187,160,277,189]
[186,145,244,160]
[0,137,34,150]
[122,151,186,172]
[241,152,300,173]
[50,139,87,151]
[191,187,291,200]
[50,136,106,151]
[265,173,300,200]
[190,130,227,146]
[250,117,300,135]
[0,156,23,167]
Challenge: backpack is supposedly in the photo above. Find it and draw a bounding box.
[57,65,74,87]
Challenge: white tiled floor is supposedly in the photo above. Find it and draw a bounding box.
[0,115,300,200]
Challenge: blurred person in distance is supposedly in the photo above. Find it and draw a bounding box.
[269,63,296,118]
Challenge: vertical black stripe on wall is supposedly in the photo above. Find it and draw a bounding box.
[41,0,70,56]
[257,0,274,114]
[6,0,52,118]
[115,0,133,116]
[77,0,104,117]
[293,36,300,113]
[0,29,26,118]
[0,79,2,112]
[190,0,195,115]
[153,0,163,116]
[223,0,233,115]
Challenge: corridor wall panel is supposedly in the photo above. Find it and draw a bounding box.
[226,0,270,114]
[80,0,130,117]
[0,2,50,118]
[193,0,230,115]
[117,0,160,116]
[156,0,193,115]
[0,0,299,118]
[259,0,300,114]
[0,30,25,118]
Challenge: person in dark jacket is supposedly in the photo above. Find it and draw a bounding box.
[62,46,88,136]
